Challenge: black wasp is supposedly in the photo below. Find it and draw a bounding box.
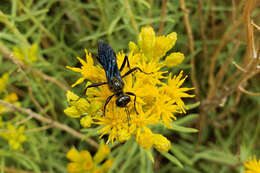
[85,40,150,116]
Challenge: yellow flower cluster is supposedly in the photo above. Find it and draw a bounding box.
[66,143,114,173]
[0,73,21,114]
[1,124,27,150]
[65,26,194,152]
[0,73,8,93]
[13,43,38,64]
[244,156,260,173]
[0,73,25,150]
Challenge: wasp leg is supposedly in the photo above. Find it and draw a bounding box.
[84,82,107,94]
[103,94,115,116]
[122,67,152,78]
[125,108,131,127]
[119,55,131,71]
[125,92,138,115]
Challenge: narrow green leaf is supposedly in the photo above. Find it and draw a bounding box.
[160,152,183,168]
[171,124,198,133]
[175,113,199,125]
[186,102,200,110]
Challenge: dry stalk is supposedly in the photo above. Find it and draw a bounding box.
[179,0,200,97]
[158,0,168,35]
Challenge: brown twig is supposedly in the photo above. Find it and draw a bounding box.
[25,125,53,133]
[251,21,260,30]
[179,0,200,97]
[198,0,210,84]
[4,167,48,173]
[207,16,243,100]
[239,86,260,96]
[232,61,248,73]
[209,0,216,39]
[158,0,168,35]
[215,42,241,88]
[0,100,99,149]
[243,0,257,62]
[147,0,154,18]
[198,0,208,60]
[231,0,236,22]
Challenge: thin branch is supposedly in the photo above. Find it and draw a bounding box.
[232,61,247,72]
[251,20,260,30]
[158,0,168,35]
[25,125,53,133]
[208,16,243,98]
[4,167,48,173]
[15,115,33,125]
[239,86,260,96]
[179,0,200,97]
[0,100,99,149]
[215,42,241,88]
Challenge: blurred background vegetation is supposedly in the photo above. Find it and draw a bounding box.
[0,0,259,172]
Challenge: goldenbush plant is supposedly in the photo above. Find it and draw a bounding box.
[0,0,259,173]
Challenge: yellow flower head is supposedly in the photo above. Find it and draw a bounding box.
[65,26,194,152]
[94,143,111,164]
[135,25,180,64]
[0,73,8,93]
[13,43,38,64]
[67,147,94,173]
[0,117,3,128]
[67,144,114,173]
[1,124,27,150]
[66,49,105,87]
[64,91,90,118]
[0,92,21,114]
[244,156,260,173]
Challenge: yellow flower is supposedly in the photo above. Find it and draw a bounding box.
[0,73,8,93]
[162,71,195,113]
[0,92,21,114]
[66,49,105,87]
[67,147,94,173]
[244,156,260,173]
[136,129,154,150]
[65,26,194,152]
[64,91,90,118]
[102,158,115,172]
[80,116,93,128]
[0,117,3,128]
[13,43,38,64]
[136,128,171,152]
[134,25,182,66]
[93,143,111,164]
[138,26,156,59]
[66,144,114,173]
[1,124,27,150]
[164,52,185,67]
[152,134,171,152]
[92,168,103,173]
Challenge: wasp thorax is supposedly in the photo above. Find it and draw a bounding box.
[109,77,124,93]
[116,94,131,107]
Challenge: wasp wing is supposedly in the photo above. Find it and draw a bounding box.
[97,41,121,81]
